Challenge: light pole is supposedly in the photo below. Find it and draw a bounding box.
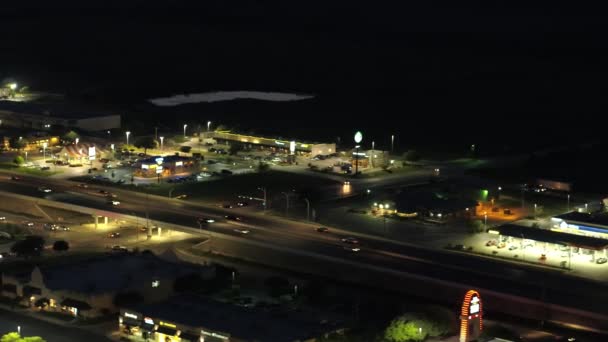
[258,187,267,212]
[391,134,395,153]
[282,192,291,216]
[585,203,588,212]
[160,136,164,151]
[125,131,131,146]
[207,120,211,132]
[567,193,570,212]
[75,137,79,145]
[371,141,375,168]
[484,212,487,229]
[42,142,47,162]
[304,198,310,221]
[354,131,363,177]
[534,203,537,219]
[183,124,188,138]
[24,151,28,163]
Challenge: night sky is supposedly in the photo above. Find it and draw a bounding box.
[1,1,607,148]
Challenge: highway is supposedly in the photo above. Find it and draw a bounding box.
[1,173,608,331]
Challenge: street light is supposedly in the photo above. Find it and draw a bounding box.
[125,131,131,145]
[303,198,310,221]
[75,138,79,145]
[391,134,395,153]
[258,187,267,212]
[9,83,17,90]
[160,136,164,151]
[42,142,47,162]
[567,194,570,212]
[207,120,212,132]
[24,151,28,163]
[354,131,363,177]
[183,124,188,138]
[484,212,487,229]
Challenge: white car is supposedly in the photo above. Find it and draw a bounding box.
[0,217,6,221]
[233,229,250,234]
[108,200,120,206]
[343,246,361,252]
[38,187,52,193]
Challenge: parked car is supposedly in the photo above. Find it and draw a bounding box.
[508,245,518,251]
[0,217,5,221]
[111,245,128,253]
[316,227,329,233]
[108,232,121,238]
[236,201,248,207]
[10,175,21,180]
[107,200,121,206]
[197,217,215,224]
[485,240,496,247]
[38,186,52,193]
[597,258,607,264]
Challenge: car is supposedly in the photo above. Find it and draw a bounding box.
[508,245,518,251]
[597,258,608,264]
[108,232,121,238]
[174,195,187,200]
[99,158,110,163]
[0,217,5,221]
[236,201,249,207]
[40,166,50,171]
[221,169,233,175]
[343,181,350,186]
[197,172,212,178]
[539,254,547,261]
[10,175,21,180]
[485,240,496,247]
[233,228,250,234]
[108,200,121,206]
[497,242,506,249]
[224,215,242,221]
[111,245,128,253]
[60,225,70,231]
[221,203,233,209]
[99,189,109,195]
[341,237,359,244]
[197,217,215,224]
[25,222,34,227]
[343,246,361,252]
[77,183,89,188]
[44,223,58,231]
[317,227,329,233]
[453,244,465,250]
[38,187,52,193]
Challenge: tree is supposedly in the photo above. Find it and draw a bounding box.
[9,137,27,151]
[384,311,450,342]
[404,150,421,162]
[10,235,45,257]
[229,143,243,155]
[52,240,69,252]
[13,155,25,165]
[134,136,157,156]
[62,130,79,143]
[1,332,46,342]
[113,291,144,307]
[256,161,270,173]
[384,317,427,342]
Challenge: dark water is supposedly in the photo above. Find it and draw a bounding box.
[1,1,606,151]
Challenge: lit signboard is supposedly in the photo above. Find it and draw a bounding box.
[124,312,139,320]
[175,161,183,166]
[144,317,154,325]
[88,146,96,160]
[469,295,480,314]
[155,157,164,165]
[275,140,285,146]
[289,141,296,154]
[160,321,176,328]
[201,330,229,339]
[156,166,163,174]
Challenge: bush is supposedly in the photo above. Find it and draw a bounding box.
[13,155,25,165]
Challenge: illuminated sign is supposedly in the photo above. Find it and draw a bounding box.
[124,312,139,320]
[275,140,285,146]
[155,157,164,165]
[144,317,154,325]
[141,164,149,169]
[88,146,96,160]
[156,166,163,174]
[289,141,296,154]
[201,330,229,339]
[160,321,176,329]
[469,296,480,314]
[152,280,160,287]
[487,230,500,235]
[354,131,363,143]
[175,161,183,166]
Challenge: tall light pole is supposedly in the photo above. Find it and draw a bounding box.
[534,203,537,219]
[207,120,211,132]
[484,212,487,229]
[567,194,570,212]
[354,131,363,177]
[24,151,28,163]
[42,142,47,162]
[75,137,79,145]
[160,136,164,151]
[125,131,131,146]
[258,187,267,212]
[391,134,395,153]
[371,141,375,168]
[183,124,188,138]
[303,198,310,221]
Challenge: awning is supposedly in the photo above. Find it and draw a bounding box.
[156,326,178,336]
[178,332,200,341]
[60,298,92,310]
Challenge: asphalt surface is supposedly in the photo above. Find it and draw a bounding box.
[1,174,608,317]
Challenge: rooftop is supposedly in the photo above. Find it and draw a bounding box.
[494,224,608,250]
[10,253,208,294]
[555,211,608,227]
[127,295,345,342]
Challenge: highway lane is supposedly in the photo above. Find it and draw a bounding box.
[2,175,608,315]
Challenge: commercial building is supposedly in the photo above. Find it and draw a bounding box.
[488,224,608,262]
[135,155,196,177]
[204,131,336,156]
[1,254,214,318]
[374,191,477,222]
[120,295,345,342]
[0,100,121,131]
[551,211,608,239]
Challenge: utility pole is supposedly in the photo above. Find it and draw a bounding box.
[304,198,310,221]
[282,192,291,216]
